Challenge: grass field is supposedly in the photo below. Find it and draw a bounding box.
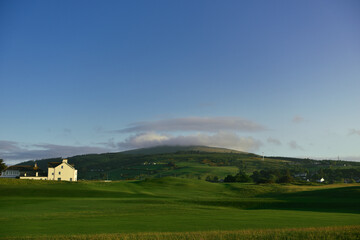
[0,178,359,239]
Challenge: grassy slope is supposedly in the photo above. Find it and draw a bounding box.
[0,178,359,239]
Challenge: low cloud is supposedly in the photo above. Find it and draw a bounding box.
[349,129,360,136]
[117,132,262,152]
[288,140,304,151]
[63,128,72,135]
[0,140,110,165]
[0,140,22,152]
[292,115,304,123]
[117,117,266,133]
[341,156,360,162]
[267,137,282,146]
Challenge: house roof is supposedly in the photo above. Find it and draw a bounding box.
[48,161,76,169]
[48,162,62,168]
[5,165,46,176]
[6,165,35,171]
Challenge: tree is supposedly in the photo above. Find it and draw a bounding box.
[0,159,6,172]
[167,161,177,168]
[206,175,219,182]
[277,174,293,183]
[234,171,252,182]
[251,171,261,183]
[277,169,293,183]
[224,174,236,182]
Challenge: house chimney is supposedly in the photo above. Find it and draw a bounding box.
[63,159,68,163]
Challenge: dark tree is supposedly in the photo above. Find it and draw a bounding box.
[167,161,177,168]
[0,159,7,172]
[224,174,236,182]
[234,171,252,182]
[206,175,219,182]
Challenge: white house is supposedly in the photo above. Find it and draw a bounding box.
[47,159,78,181]
[317,177,325,183]
[1,163,47,180]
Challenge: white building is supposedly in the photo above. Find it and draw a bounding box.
[317,177,325,183]
[0,168,21,178]
[47,159,78,181]
[1,163,47,180]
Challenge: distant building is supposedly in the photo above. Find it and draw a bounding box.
[0,163,47,180]
[293,173,307,179]
[1,159,78,182]
[47,159,78,181]
[317,178,325,183]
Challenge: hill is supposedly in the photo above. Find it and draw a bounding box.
[17,145,360,181]
[122,145,245,155]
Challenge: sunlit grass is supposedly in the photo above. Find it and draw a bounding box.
[7,226,360,240]
[1,178,359,239]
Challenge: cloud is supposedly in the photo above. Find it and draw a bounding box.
[63,128,72,135]
[267,137,282,145]
[0,140,22,152]
[98,138,117,148]
[117,132,262,152]
[0,140,110,164]
[349,129,360,136]
[117,117,266,133]
[288,140,304,150]
[292,115,304,123]
[341,156,360,162]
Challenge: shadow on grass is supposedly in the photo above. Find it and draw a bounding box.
[185,186,360,214]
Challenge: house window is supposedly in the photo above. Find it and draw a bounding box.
[70,178,72,181]
[61,166,63,169]
[58,178,61,181]
[59,172,61,175]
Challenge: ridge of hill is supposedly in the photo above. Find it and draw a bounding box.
[121,145,247,155]
[16,145,360,181]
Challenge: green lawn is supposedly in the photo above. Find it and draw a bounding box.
[0,178,359,239]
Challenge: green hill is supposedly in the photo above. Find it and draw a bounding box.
[122,145,245,155]
[17,145,360,180]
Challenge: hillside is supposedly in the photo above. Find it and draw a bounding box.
[17,145,360,180]
[122,145,245,155]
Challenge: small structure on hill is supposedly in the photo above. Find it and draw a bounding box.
[317,177,325,183]
[0,163,47,180]
[47,159,78,181]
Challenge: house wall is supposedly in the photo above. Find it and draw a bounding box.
[48,162,77,181]
[20,176,47,180]
[48,167,55,180]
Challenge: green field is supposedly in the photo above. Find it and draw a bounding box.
[0,178,359,239]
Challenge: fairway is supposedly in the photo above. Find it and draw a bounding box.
[0,178,359,239]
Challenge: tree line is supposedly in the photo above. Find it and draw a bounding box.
[207,167,360,184]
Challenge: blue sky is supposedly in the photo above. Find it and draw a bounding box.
[1,0,360,164]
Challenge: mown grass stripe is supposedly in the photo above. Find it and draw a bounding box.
[3,225,360,240]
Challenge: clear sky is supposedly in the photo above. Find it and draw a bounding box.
[1,0,360,165]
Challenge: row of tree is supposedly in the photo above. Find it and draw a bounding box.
[222,170,293,184]
[213,167,360,184]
